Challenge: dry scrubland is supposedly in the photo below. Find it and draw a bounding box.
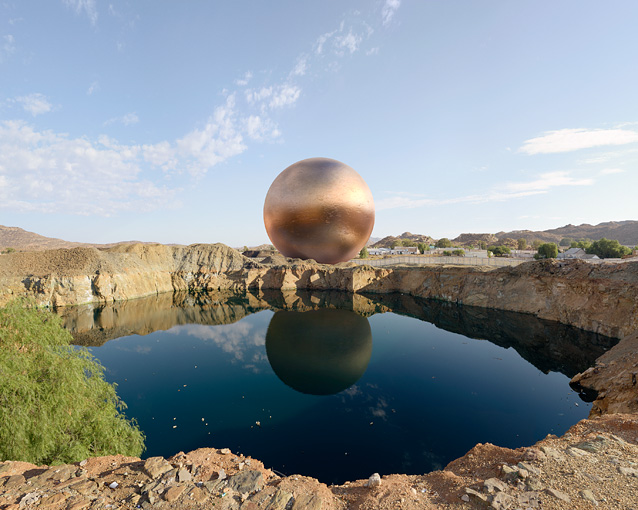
[1,243,638,509]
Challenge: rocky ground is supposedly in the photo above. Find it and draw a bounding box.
[1,414,637,510]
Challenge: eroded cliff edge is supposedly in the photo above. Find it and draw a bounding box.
[1,243,638,509]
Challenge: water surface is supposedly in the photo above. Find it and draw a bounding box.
[58,290,616,484]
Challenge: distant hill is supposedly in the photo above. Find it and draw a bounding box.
[493,220,638,247]
[0,225,155,252]
[372,232,435,248]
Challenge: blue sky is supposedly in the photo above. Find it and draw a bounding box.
[1,1,637,247]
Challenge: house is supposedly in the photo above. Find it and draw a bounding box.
[557,248,599,260]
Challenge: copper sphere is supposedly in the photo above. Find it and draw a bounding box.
[263,157,375,264]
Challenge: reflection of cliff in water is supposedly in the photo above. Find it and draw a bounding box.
[58,289,617,377]
[361,293,618,378]
[265,308,372,395]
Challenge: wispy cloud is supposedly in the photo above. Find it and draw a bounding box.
[599,168,625,175]
[234,71,253,87]
[377,171,594,210]
[13,93,53,116]
[63,0,98,26]
[87,80,99,95]
[335,29,363,55]
[0,120,177,215]
[520,127,638,155]
[104,112,139,126]
[1,34,15,63]
[381,0,401,26]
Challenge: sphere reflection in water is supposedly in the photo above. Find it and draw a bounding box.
[263,158,375,264]
[265,308,372,395]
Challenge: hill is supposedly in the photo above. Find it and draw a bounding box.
[493,220,638,247]
[371,232,435,248]
[0,225,153,252]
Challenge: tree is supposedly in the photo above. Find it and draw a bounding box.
[436,238,452,248]
[532,240,542,250]
[488,245,511,257]
[535,242,558,259]
[586,238,632,259]
[570,239,592,250]
[559,238,572,247]
[442,250,452,256]
[401,239,416,247]
[417,242,427,254]
[390,240,400,249]
[478,241,487,250]
[0,300,145,465]
[452,249,465,257]
[359,247,368,259]
[517,238,527,250]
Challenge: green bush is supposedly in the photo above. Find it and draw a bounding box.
[359,246,368,259]
[442,250,452,256]
[452,249,465,257]
[0,300,145,465]
[535,242,558,259]
[488,245,511,257]
[585,238,632,259]
[436,238,452,248]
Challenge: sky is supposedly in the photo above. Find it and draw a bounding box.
[1,1,637,247]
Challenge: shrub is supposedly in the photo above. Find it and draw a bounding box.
[359,247,368,259]
[442,250,452,256]
[452,249,465,257]
[586,238,632,259]
[535,243,558,259]
[436,238,452,248]
[487,245,511,257]
[0,300,145,465]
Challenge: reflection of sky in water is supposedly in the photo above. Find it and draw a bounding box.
[86,306,594,485]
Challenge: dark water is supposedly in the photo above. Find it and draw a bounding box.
[57,291,617,485]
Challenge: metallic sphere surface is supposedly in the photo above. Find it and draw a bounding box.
[263,157,375,264]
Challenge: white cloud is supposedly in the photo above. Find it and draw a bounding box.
[599,168,625,175]
[520,127,638,155]
[1,34,16,63]
[245,86,273,105]
[269,85,300,109]
[314,30,336,55]
[290,55,308,77]
[335,29,362,54]
[377,171,593,210]
[174,95,247,176]
[381,0,401,26]
[14,93,53,116]
[104,112,139,126]
[87,80,99,95]
[0,120,176,216]
[63,0,98,25]
[243,115,280,142]
[234,71,253,86]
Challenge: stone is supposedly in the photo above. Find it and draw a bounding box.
[574,440,607,453]
[265,489,293,510]
[220,448,232,455]
[4,475,25,490]
[618,466,638,477]
[523,448,546,462]
[580,489,598,505]
[164,484,186,503]
[484,477,507,493]
[464,488,488,502]
[291,494,322,510]
[19,492,41,508]
[540,446,565,462]
[189,486,209,504]
[525,477,543,491]
[517,491,540,508]
[69,479,97,495]
[545,488,571,502]
[517,461,541,476]
[227,470,264,495]
[143,457,173,479]
[39,493,68,508]
[491,491,515,510]
[66,499,92,510]
[203,479,226,494]
[366,473,381,488]
[501,465,518,480]
[460,494,470,502]
[176,467,192,482]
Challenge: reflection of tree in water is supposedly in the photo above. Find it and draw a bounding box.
[57,289,617,378]
[265,308,372,395]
